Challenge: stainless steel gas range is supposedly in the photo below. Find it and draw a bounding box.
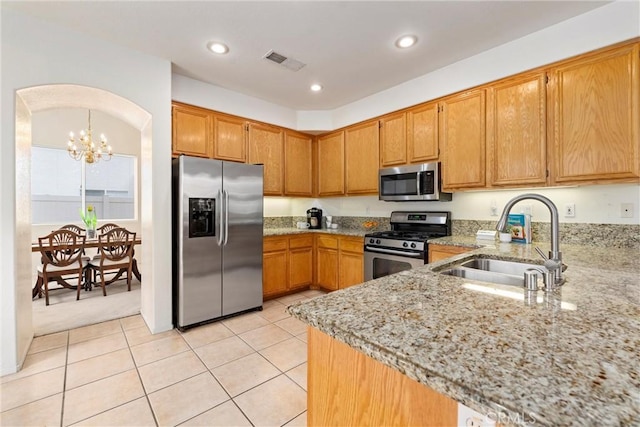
[364,211,451,281]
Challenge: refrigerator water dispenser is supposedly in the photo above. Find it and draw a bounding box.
[189,198,215,238]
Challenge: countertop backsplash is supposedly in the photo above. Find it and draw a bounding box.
[264,216,639,249]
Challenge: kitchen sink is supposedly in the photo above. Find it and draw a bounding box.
[438,257,544,288]
[459,258,542,276]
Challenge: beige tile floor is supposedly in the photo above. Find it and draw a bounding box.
[0,290,324,427]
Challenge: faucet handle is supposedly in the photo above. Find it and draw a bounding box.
[534,246,548,261]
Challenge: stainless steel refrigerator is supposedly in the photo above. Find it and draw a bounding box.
[172,155,263,330]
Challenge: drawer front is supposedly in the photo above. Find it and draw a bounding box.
[340,237,364,254]
[317,235,339,249]
[289,235,313,249]
[264,237,288,252]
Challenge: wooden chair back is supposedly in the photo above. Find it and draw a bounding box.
[90,227,136,296]
[59,224,86,235]
[97,227,136,263]
[38,229,86,268]
[97,223,120,235]
[37,229,87,305]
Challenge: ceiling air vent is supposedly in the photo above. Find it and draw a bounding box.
[263,50,306,72]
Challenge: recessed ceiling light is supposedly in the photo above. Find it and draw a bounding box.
[395,35,417,49]
[310,84,323,92]
[207,41,229,55]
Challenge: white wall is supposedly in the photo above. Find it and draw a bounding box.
[172,74,299,130]
[265,183,640,226]
[1,9,172,375]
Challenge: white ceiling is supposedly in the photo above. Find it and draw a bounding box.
[4,1,610,111]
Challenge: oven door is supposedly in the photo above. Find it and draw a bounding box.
[364,247,425,281]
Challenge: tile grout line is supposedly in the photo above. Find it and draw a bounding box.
[120,318,160,427]
[59,331,69,427]
[179,325,251,426]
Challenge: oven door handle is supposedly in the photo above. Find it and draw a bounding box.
[364,247,424,259]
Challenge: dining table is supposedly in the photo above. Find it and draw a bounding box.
[31,236,142,299]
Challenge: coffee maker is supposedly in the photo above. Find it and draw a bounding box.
[306,207,323,229]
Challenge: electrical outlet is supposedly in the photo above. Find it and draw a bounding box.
[621,203,633,218]
[564,203,575,218]
[490,199,498,216]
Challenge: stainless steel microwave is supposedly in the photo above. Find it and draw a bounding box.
[378,162,452,202]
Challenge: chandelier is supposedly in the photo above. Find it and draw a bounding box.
[67,110,113,164]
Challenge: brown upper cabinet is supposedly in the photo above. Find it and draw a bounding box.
[248,122,284,196]
[548,42,640,185]
[440,89,487,191]
[379,112,407,167]
[212,113,246,163]
[284,130,313,197]
[345,120,380,194]
[407,101,439,164]
[172,102,212,158]
[316,131,345,197]
[487,72,548,187]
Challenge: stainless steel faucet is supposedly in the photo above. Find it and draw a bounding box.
[496,193,565,289]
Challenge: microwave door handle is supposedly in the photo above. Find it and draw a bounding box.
[416,172,421,196]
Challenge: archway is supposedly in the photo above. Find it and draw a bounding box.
[14,84,156,364]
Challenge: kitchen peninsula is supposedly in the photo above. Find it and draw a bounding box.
[289,240,640,426]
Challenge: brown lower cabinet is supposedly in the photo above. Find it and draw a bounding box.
[316,234,364,292]
[264,234,364,299]
[263,235,313,299]
[307,327,457,426]
[428,244,474,263]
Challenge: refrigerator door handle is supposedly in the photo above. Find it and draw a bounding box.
[216,189,224,246]
[223,189,230,246]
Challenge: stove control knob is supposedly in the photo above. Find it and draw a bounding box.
[411,243,416,248]
[403,242,408,248]
[369,238,375,244]
[376,239,381,244]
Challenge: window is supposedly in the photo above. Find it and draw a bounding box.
[31,146,136,224]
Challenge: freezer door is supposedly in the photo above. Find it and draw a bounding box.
[176,156,223,327]
[221,162,264,316]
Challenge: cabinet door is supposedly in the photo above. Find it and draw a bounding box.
[172,103,212,158]
[316,235,339,291]
[316,131,345,196]
[248,123,284,196]
[289,247,313,290]
[407,102,439,163]
[427,244,473,263]
[440,90,486,190]
[549,43,640,184]
[338,237,364,289]
[284,131,313,197]
[345,120,380,194]
[380,112,407,167]
[487,73,547,187]
[289,235,313,290]
[213,114,246,163]
[263,243,288,298]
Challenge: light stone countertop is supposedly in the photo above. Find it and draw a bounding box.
[263,227,369,237]
[288,237,640,426]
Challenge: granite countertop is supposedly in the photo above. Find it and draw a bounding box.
[289,237,640,426]
[264,227,369,237]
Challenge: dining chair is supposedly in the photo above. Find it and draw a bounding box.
[88,227,136,296]
[37,229,87,306]
[97,223,120,235]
